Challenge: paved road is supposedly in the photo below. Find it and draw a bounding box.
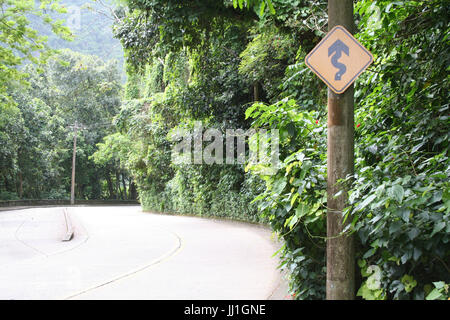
[0,206,288,300]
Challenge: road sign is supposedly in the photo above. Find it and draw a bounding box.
[305,25,373,94]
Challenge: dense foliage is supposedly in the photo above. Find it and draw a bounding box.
[110,0,449,300]
[0,1,131,201]
[0,49,125,200]
[1,0,447,300]
[0,0,73,109]
[106,5,265,221]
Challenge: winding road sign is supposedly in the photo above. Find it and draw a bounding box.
[305,25,373,94]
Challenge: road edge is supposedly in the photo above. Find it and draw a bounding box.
[62,208,74,242]
[143,209,293,300]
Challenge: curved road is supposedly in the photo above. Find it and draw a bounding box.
[0,206,288,300]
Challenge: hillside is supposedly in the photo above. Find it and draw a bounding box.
[33,0,125,79]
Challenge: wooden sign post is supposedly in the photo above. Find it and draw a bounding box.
[305,0,373,299]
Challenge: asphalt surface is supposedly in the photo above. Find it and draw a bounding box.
[0,206,289,300]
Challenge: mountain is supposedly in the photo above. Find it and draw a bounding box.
[34,0,126,80]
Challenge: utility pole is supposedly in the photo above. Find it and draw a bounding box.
[70,121,78,205]
[68,121,86,205]
[67,121,112,205]
[326,0,355,299]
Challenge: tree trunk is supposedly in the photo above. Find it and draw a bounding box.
[3,174,10,193]
[106,170,115,199]
[18,172,23,199]
[121,173,127,200]
[115,171,123,199]
[253,81,260,102]
[129,180,138,200]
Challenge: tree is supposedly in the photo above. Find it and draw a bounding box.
[0,0,73,104]
[1,49,123,200]
[113,0,275,73]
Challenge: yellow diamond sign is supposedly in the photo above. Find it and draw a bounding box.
[305,25,373,94]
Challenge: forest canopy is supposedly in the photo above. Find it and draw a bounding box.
[0,1,130,200]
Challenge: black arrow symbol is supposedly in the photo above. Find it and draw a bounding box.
[328,39,349,81]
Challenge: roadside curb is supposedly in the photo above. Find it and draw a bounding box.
[143,209,292,300]
[62,208,74,242]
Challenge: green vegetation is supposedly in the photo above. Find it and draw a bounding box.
[1,49,124,200]
[41,0,126,78]
[108,0,449,300]
[0,0,448,300]
[0,0,73,108]
[0,1,128,200]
